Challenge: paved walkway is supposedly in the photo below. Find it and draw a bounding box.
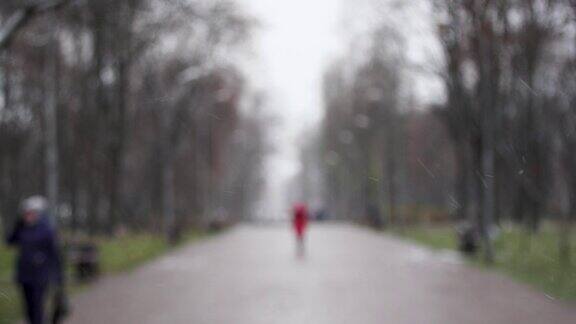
[68,224,576,323]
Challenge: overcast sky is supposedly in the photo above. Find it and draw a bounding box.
[236,0,443,219]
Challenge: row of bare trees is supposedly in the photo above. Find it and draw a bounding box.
[307,0,576,264]
[315,26,452,228]
[0,0,267,242]
[435,0,575,263]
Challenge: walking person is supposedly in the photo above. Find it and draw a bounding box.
[292,203,309,257]
[6,196,64,324]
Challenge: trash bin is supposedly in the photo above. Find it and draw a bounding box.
[70,243,100,282]
[457,223,479,256]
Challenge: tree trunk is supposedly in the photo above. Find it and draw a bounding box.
[384,108,397,227]
[160,106,176,244]
[106,58,129,234]
[480,116,496,264]
[45,39,60,221]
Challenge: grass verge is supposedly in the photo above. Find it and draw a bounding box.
[0,247,18,324]
[392,224,576,301]
[0,230,205,324]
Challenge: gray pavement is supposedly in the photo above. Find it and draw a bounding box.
[67,224,576,324]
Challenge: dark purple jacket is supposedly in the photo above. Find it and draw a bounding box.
[6,214,63,285]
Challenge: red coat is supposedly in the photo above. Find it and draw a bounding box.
[292,204,308,237]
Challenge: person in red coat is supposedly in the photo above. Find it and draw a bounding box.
[292,203,309,256]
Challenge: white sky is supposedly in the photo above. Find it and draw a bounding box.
[236,0,344,219]
[235,0,443,219]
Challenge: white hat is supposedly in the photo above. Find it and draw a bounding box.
[21,196,48,213]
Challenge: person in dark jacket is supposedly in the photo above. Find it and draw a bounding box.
[6,196,63,324]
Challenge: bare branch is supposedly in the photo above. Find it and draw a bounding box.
[0,0,70,50]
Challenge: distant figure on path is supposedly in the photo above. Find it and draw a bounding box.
[292,203,309,256]
[6,196,64,324]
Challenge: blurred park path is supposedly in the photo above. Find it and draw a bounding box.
[67,224,576,324]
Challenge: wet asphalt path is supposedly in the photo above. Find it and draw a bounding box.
[67,223,576,324]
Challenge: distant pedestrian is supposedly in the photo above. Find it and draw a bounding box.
[314,208,329,221]
[292,203,309,256]
[6,196,64,324]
